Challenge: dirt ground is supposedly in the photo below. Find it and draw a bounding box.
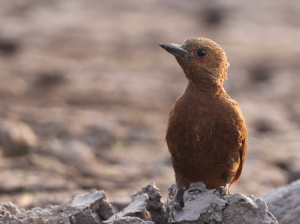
[0,0,300,210]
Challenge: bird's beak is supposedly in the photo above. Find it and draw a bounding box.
[159,43,190,60]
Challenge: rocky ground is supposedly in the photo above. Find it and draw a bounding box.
[0,0,300,210]
[0,182,280,224]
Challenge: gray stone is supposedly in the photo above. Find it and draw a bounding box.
[223,193,276,224]
[139,183,168,224]
[167,182,278,224]
[0,202,20,216]
[108,191,151,222]
[0,189,114,224]
[69,208,101,224]
[45,138,95,163]
[104,216,154,224]
[167,182,226,224]
[107,183,167,224]
[0,183,281,224]
[0,202,22,224]
[0,120,37,157]
[261,179,300,224]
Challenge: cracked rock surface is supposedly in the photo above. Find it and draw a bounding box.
[107,192,151,222]
[105,217,154,224]
[138,183,168,224]
[0,182,280,224]
[261,179,300,224]
[0,189,114,224]
[167,182,278,224]
[107,183,167,224]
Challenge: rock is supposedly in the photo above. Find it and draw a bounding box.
[66,189,114,221]
[167,183,225,224]
[0,202,22,223]
[136,183,168,224]
[107,183,167,224]
[0,202,20,216]
[202,4,228,27]
[276,156,300,183]
[261,179,300,224]
[107,191,151,222]
[0,38,19,57]
[167,182,278,224]
[0,189,115,224]
[77,125,116,152]
[34,71,67,90]
[44,138,95,163]
[223,194,276,224]
[0,183,281,224]
[0,120,37,157]
[105,217,154,224]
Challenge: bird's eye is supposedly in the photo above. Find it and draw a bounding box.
[197,49,206,57]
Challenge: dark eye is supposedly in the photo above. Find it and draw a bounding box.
[197,49,206,57]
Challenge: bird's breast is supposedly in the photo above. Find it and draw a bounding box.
[166,94,243,188]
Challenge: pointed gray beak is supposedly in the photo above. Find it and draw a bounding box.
[159,43,190,60]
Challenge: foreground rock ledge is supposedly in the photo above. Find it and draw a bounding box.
[167,182,277,224]
[0,182,278,224]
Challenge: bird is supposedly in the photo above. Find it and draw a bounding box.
[159,37,247,208]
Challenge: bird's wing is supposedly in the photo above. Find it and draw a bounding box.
[232,116,247,183]
[197,100,248,185]
[220,99,248,184]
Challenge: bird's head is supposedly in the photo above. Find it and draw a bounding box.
[160,37,229,85]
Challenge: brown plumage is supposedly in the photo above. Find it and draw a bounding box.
[159,37,247,205]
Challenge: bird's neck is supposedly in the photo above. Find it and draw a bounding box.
[185,81,225,97]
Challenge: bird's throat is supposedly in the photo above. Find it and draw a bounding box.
[185,81,224,98]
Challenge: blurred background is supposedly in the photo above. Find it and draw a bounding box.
[0,0,300,210]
